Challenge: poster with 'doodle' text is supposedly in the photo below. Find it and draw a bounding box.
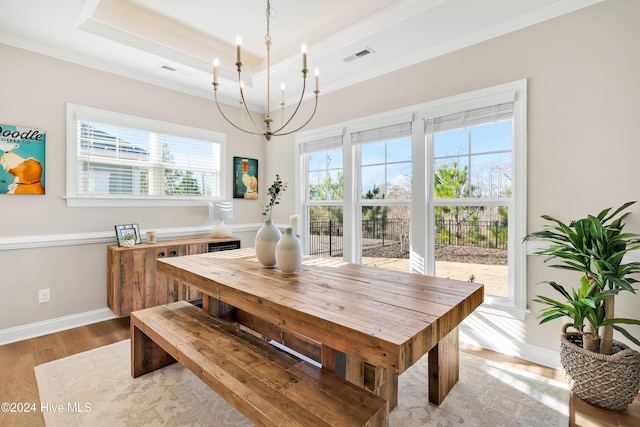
[0,124,46,195]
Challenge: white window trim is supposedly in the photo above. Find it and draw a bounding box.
[297,79,528,319]
[419,79,527,317]
[65,103,227,207]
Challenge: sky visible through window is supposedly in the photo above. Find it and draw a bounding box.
[434,120,512,199]
[308,147,343,201]
[361,136,412,199]
[307,120,510,202]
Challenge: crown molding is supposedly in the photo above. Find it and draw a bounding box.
[318,0,604,99]
[0,0,604,114]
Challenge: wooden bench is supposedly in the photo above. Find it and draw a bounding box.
[131,300,389,427]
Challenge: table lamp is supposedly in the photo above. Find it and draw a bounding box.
[210,201,234,238]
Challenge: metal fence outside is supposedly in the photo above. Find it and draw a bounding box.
[435,219,508,249]
[309,220,344,257]
[309,218,409,257]
[308,218,507,256]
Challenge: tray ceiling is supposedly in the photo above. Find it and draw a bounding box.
[0,0,602,112]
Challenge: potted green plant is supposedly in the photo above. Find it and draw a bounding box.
[119,232,136,248]
[262,174,287,220]
[524,202,640,410]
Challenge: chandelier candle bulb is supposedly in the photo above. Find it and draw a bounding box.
[236,35,242,65]
[301,44,307,71]
[281,83,285,104]
[314,68,319,92]
[213,58,219,85]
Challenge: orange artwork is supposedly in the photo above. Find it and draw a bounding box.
[0,124,46,195]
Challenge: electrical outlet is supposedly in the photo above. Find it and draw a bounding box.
[38,288,50,303]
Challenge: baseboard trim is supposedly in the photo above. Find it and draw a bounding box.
[460,324,561,369]
[0,308,117,345]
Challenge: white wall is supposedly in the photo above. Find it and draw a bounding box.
[2,0,639,366]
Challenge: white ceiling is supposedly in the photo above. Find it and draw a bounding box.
[0,0,602,112]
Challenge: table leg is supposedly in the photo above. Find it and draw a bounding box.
[365,363,398,410]
[338,350,398,410]
[428,326,459,405]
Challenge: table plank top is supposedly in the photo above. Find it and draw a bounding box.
[157,248,484,374]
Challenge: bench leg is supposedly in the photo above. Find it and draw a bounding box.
[428,326,459,405]
[203,295,236,321]
[131,322,176,378]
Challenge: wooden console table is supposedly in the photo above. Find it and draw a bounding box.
[107,236,240,316]
[156,248,484,408]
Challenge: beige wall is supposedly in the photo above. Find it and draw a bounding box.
[0,43,265,331]
[1,0,639,363]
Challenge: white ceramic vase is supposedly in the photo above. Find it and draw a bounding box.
[275,227,303,274]
[255,218,282,267]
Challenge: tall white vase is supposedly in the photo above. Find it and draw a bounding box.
[255,218,282,267]
[275,227,303,274]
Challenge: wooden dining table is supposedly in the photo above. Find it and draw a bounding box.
[156,248,484,409]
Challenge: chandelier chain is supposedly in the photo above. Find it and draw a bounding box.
[265,0,274,42]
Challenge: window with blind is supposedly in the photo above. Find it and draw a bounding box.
[66,104,226,207]
[353,122,412,200]
[421,80,527,312]
[299,134,344,258]
[353,121,412,271]
[427,102,513,298]
[431,102,513,200]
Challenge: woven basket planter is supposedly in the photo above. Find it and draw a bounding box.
[560,324,640,410]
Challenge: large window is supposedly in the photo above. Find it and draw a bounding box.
[421,81,527,312]
[297,80,526,315]
[429,106,513,298]
[66,104,226,206]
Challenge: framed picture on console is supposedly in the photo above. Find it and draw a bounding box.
[114,223,141,246]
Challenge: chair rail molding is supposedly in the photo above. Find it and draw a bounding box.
[0,224,264,251]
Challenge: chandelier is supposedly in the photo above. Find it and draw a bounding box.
[212,0,319,141]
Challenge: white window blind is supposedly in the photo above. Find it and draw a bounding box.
[352,122,412,144]
[299,134,343,153]
[67,104,225,205]
[426,102,514,133]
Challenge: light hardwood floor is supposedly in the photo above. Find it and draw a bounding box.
[0,317,637,427]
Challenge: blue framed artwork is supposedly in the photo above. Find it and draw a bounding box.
[0,124,46,195]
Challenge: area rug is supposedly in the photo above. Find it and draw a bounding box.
[35,340,568,426]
